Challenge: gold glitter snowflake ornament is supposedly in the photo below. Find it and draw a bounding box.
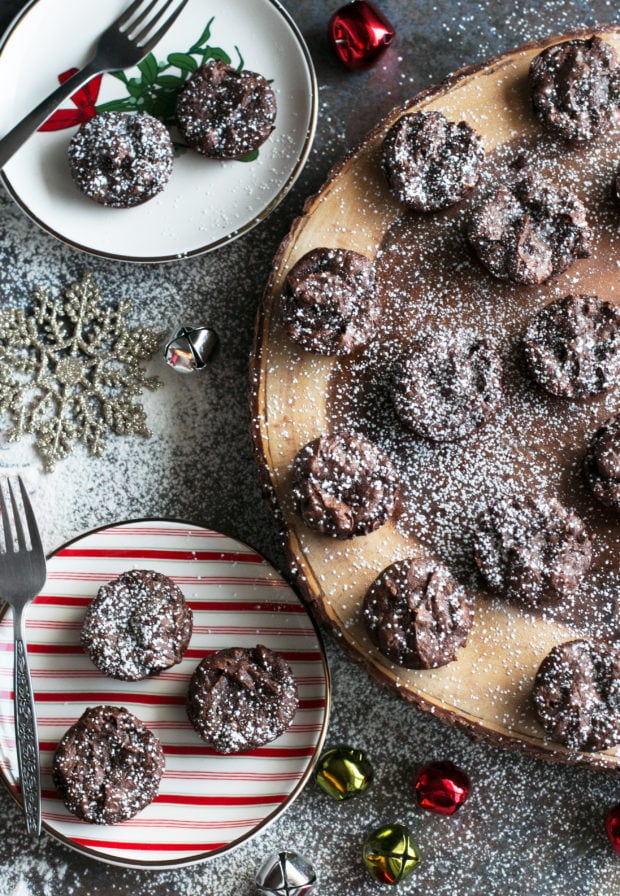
[0,274,162,471]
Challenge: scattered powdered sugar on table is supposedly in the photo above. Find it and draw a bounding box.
[2,640,620,896]
[3,1,620,893]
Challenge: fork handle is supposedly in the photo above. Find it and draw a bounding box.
[13,610,41,838]
[0,59,102,170]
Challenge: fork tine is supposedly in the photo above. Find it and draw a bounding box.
[0,482,12,554]
[131,0,172,44]
[17,478,43,558]
[137,0,190,51]
[7,479,26,553]
[123,0,160,36]
[113,0,148,30]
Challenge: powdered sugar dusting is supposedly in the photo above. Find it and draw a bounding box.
[52,705,165,825]
[187,645,299,753]
[68,112,174,208]
[4,3,620,895]
[80,569,193,681]
[249,26,620,886]
[328,124,620,639]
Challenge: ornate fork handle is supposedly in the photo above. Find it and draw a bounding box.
[13,609,41,837]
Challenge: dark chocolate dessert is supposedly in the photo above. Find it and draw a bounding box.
[175,60,276,159]
[187,645,298,754]
[614,162,620,203]
[292,431,399,539]
[81,569,193,681]
[466,173,592,285]
[363,557,473,669]
[584,412,620,511]
[474,494,592,606]
[53,705,165,824]
[523,294,620,399]
[67,111,174,208]
[390,329,503,441]
[532,639,620,751]
[381,110,484,211]
[280,247,379,355]
[529,35,620,143]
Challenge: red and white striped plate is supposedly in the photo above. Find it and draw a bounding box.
[0,520,330,868]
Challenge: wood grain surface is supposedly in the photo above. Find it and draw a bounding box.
[252,27,620,769]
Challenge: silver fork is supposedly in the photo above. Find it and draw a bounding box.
[0,0,189,169]
[0,478,47,837]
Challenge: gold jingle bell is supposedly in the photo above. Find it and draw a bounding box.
[362,822,420,885]
[315,745,373,800]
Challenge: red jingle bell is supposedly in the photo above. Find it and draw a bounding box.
[328,1,396,71]
[414,760,471,816]
[605,804,620,854]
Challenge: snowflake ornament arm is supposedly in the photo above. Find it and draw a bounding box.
[0,274,163,471]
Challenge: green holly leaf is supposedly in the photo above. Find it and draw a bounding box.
[92,19,261,145]
[202,46,231,65]
[167,52,198,73]
[238,148,259,163]
[96,98,137,113]
[109,70,129,84]
[126,78,145,98]
[138,53,158,84]
[141,90,178,125]
[189,17,214,52]
[156,75,185,89]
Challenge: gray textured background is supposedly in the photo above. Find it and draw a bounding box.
[1,1,620,894]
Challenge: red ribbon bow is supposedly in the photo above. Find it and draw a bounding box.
[38,68,103,131]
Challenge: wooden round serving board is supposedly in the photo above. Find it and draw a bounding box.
[251,27,620,769]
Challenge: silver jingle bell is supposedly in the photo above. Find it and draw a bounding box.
[255,851,317,896]
[164,326,218,373]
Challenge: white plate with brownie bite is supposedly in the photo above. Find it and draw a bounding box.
[252,27,620,770]
[0,0,317,262]
[0,520,330,868]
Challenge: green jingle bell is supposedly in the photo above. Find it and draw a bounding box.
[362,822,420,885]
[315,745,373,801]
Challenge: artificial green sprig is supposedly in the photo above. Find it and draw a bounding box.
[95,18,255,159]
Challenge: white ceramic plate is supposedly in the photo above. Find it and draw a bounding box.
[0,0,317,262]
[0,520,330,868]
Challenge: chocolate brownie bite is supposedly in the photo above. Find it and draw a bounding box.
[529,35,620,144]
[363,558,473,669]
[53,705,165,824]
[585,412,620,510]
[532,639,620,751]
[390,329,503,441]
[280,247,379,355]
[187,645,298,754]
[381,110,484,211]
[524,294,620,399]
[175,60,276,159]
[474,494,592,606]
[292,431,399,539]
[81,569,193,681]
[467,173,592,285]
[67,112,174,208]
